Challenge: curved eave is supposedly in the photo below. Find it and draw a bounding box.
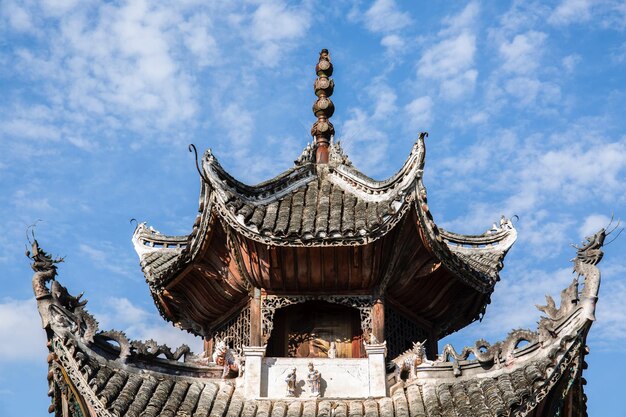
[391,249,602,417]
[413,176,517,294]
[132,177,215,285]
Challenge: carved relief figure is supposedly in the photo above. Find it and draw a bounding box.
[306,362,321,397]
[285,368,297,397]
[327,341,337,358]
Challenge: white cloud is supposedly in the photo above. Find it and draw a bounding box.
[180,14,219,67]
[499,31,547,75]
[419,33,476,80]
[417,3,480,100]
[405,96,434,130]
[363,0,411,34]
[380,34,405,54]
[579,214,612,238]
[97,297,201,353]
[371,84,398,120]
[248,2,310,65]
[549,0,593,25]
[79,242,135,278]
[436,127,626,258]
[1,1,35,32]
[439,0,480,36]
[0,298,47,362]
[610,42,626,63]
[493,1,550,37]
[40,0,81,17]
[340,108,390,176]
[418,33,477,100]
[562,54,582,73]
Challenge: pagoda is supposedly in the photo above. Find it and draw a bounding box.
[32,49,606,417]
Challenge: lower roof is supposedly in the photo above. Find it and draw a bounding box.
[31,229,604,416]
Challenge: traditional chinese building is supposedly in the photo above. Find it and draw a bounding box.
[33,49,606,417]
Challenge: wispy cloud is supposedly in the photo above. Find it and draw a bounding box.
[417,2,480,100]
[548,0,626,28]
[79,242,135,278]
[363,0,411,33]
[549,0,593,25]
[97,297,201,352]
[499,30,547,75]
[404,96,434,130]
[0,298,47,362]
[246,1,311,65]
[350,0,412,55]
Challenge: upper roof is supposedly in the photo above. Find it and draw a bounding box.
[133,135,516,288]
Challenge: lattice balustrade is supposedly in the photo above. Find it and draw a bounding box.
[385,304,429,359]
[212,306,251,353]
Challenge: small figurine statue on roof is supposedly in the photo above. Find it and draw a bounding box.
[212,337,239,378]
[285,368,297,397]
[306,362,321,397]
[327,341,337,358]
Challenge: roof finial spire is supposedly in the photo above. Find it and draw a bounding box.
[311,48,335,164]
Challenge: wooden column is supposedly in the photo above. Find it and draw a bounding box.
[427,330,438,361]
[372,298,385,343]
[203,337,213,358]
[250,287,262,346]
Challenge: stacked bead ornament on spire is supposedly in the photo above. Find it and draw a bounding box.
[311,49,335,164]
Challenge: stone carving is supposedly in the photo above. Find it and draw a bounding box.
[295,142,315,166]
[130,339,192,361]
[438,329,538,376]
[537,227,610,337]
[573,227,606,265]
[537,279,578,342]
[28,239,64,300]
[364,329,379,345]
[212,337,240,378]
[327,341,337,359]
[96,330,132,361]
[210,306,251,357]
[328,140,352,166]
[29,241,196,368]
[285,368,297,397]
[306,362,321,397]
[392,340,431,381]
[50,280,87,312]
[488,215,515,234]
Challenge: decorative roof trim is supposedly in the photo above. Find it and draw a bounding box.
[413,178,517,294]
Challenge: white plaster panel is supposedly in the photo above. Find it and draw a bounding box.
[262,358,370,399]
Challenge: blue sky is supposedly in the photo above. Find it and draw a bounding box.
[1,0,625,415]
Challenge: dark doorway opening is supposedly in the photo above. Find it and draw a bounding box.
[266,301,364,358]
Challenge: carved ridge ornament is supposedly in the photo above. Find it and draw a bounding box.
[261,295,375,343]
